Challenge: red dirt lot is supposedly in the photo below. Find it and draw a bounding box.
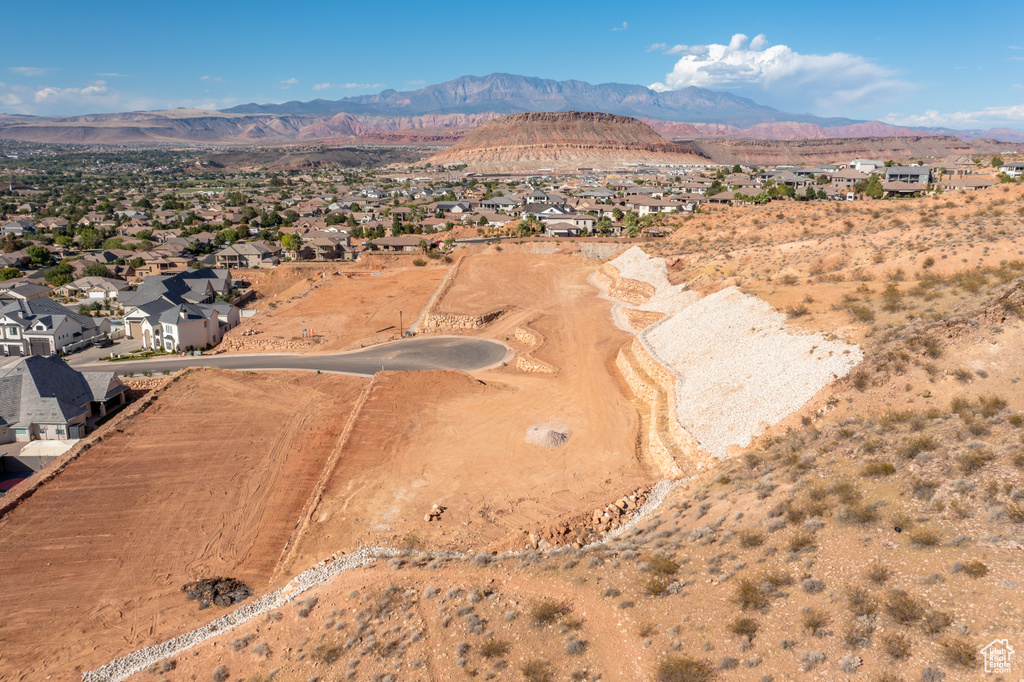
[0,369,367,681]
[221,263,448,353]
[287,253,658,569]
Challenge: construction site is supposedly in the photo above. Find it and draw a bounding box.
[5,184,1024,681]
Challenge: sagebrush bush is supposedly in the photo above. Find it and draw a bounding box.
[521,659,552,682]
[885,589,925,624]
[729,617,759,640]
[940,638,978,667]
[655,656,715,682]
[530,599,569,626]
[910,528,941,548]
[733,578,768,610]
[881,632,911,660]
[861,460,896,477]
[922,610,953,635]
[802,607,830,636]
[962,560,988,578]
[480,638,510,659]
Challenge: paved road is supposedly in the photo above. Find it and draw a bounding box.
[73,337,510,377]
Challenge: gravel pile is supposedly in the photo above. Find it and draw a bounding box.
[642,286,862,459]
[607,246,699,315]
[525,422,569,448]
[607,246,670,290]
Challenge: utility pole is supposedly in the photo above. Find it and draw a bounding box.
[399,310,403,338]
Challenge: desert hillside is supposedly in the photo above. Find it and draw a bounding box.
[427,111,709,171]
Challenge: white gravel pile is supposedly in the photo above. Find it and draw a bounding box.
[642,286,862,459]
[607,246,700,315]
[607,246,671,290]
[525,422,569,448]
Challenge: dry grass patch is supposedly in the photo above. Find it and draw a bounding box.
[655,656,716,682]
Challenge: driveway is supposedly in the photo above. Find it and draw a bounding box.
[71,336,511,377]
[66,336,145,368]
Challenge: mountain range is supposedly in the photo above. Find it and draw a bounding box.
[1,73,1021,146]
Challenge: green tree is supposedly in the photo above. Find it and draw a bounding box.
[731,164,742,174]
[79,229,101,250]
[44,262,74,287]
[0,267,21,281]
[992,156,1004,168]
[82,263,118,279]
[865,174,884,199]
[25,244,50,266]
[612,208,624,222]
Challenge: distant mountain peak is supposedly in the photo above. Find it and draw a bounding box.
[222,73,860,128]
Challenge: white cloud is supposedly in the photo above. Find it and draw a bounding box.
[649,33,907,114]
[612,21,627,32]
[280,77,298,90]
[200,75,225,82]
[885,104,1024,128]
[34,80,108,103]
[9,66,51,77]
[312,82,333,91]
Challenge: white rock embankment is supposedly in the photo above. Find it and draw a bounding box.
[643,286,862,459]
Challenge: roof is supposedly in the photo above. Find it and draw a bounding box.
[0,297,98,331]
[0,355,109,427]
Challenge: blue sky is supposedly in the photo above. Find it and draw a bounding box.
[2,0,1022,129]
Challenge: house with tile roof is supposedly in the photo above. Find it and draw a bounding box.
[0,297,109,357]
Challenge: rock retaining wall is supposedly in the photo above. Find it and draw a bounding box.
[616,338,711,476]
[512,324,557,375]
[523,485,654,551]
[419,309,505,332]
[593,263,656,304]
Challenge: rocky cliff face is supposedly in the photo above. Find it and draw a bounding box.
[427,111,709,170]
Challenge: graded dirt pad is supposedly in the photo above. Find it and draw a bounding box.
[222,263,447,353]
[287,253,656,566]
[0,369,366,681]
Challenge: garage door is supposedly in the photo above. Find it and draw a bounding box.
[128,321,142,338]
[28,338,51,356]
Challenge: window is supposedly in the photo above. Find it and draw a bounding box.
[56,425,65,437]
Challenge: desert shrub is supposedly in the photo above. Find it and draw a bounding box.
[844,619,874,648]
[530,599,569,626]
[788,531,817,552]
[831,480,862,504]
[655,656,715,682]
[729,617,759,640]
[802,578,825,594]
[251,642,270,658]
[885,589,925,624]
[897,436,937,460]
[733,578,769,610]
[649,555,679,576]
[787,303,809,317]
[849,305,875,323]
[910,528,940,548]
[922,610,953,635]
[312,643,342,663]
[850,369,870,391]
[520,659,552,682]
[961,560,988,578]
[212,666,229,682]
[881,632,911,660]
[737,529,764,548]
[957,451,994,474]
[480,638,510,659]
[565,639,588,656]
[802,607,830,636]
[952,367,974,383]
[838,503,879,525]
[939,638,978,667]
[847,586,876,617]
[909,478,939,501]
[644,576,670,597]
[412,258,426,267]
[861,460,896,477]
[867,562,891,585]
[977,394,1008,418]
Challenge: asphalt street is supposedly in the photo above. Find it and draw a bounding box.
[72,336,510,377]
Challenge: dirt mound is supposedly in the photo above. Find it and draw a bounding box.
[182,577,253,610]
[525,422,569,448]
[427,111,709,171]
